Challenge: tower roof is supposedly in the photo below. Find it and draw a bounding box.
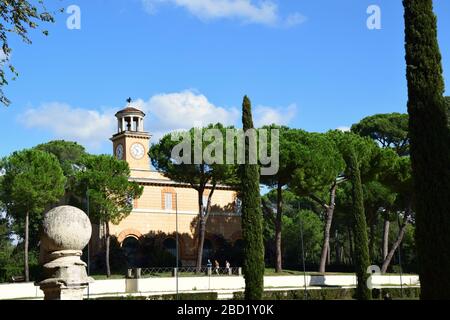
[115,107,145,118]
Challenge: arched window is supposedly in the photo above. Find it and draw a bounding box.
[122,236,140,267]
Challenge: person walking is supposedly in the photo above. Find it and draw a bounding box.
[206,259,212,275]
[214,260,220,275]
[225,260,231,275]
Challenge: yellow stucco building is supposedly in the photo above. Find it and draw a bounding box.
[95,106,242,266]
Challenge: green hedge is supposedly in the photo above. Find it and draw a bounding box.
[90,288,420,300]
[233,287,420,300]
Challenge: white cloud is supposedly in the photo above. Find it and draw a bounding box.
[19,90,297,150]
[253,103,297,127]
[19,102,116,150]
[284,12,307,28]
[142,0,306,27]
[337,126,351,132]
[133,90,240,139]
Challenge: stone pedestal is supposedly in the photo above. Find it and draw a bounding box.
[40,282,87,300]
[37,206,93,300]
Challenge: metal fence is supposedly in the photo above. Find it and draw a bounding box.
[128,267,242,278]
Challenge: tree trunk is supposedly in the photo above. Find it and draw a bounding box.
[195,185,216,273]
[24,211,29,282]
[196,189,206,273]
[327,245,331,265]
[382,219,390,261]
[381,209,411,273]
[105,221,111,278]
[196,219,206,273]
[318,183,337,273]
[274,182,283,273]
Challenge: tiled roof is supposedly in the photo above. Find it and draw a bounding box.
[115,107,145,117]
[117,107,143,113]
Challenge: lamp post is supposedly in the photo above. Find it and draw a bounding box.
[298,202,308,299]
[398,215,404,298]
[297,201,308,300]
[86,189,90,299]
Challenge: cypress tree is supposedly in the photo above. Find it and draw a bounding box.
[239,95,265,300]
[403,0,450,299]
[346,148,371,300]
[446,97,450,127]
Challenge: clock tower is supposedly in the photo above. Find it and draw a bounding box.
[111,104,151,170]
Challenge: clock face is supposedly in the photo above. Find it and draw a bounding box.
[130,143,145,160]
[115,144,124,160]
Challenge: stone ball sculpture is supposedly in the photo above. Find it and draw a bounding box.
[41,205,92,252]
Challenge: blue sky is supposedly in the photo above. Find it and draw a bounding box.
[1,0,449,157]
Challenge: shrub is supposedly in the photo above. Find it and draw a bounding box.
[233,287,419,300]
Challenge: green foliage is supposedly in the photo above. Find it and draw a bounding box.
[289,131,345,197]
[0,217,41,283]
[351,113,409,156]
[352,114,415,269]
[239,96,265,300]
[0,244,40,282]
[0,219,16,282]
[76,154,142,277]
[363,181,397,212]
[387,222,417,273]
[282,210,324,266]
[446,96,450,126]
[0,148,65,281]
[150,123,238,189]
[0,149,66,217]
[150,123,238,269]
[262,190,324,267]
[233,287,420,300]
[328,130,386,181]
[91,236,128,274]
[261,127,327,188]
[343,146,371,300]
[140,236,177,268]
[0,149,66,246]
[0,1,61,106]
[35,140,86,178]
[403,0,450,299]
[380,156,414,215]
[35,140,87,205]
[259,127,341,272]
[362,180,397,261]
[76,154,143,225]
